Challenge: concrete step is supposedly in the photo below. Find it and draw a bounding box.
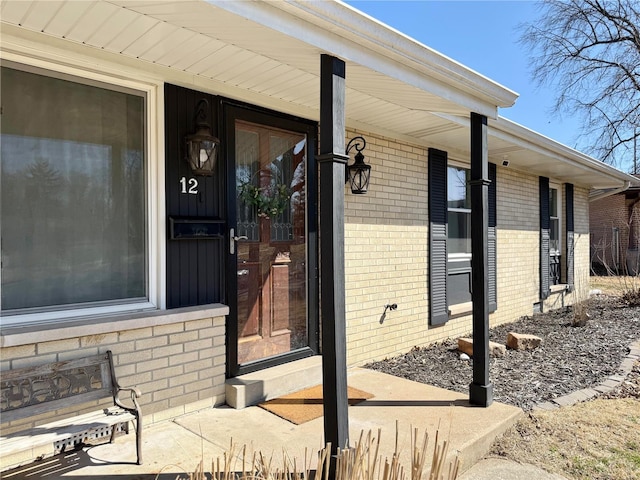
[225,355,323,409]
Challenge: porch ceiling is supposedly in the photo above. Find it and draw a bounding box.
[0,0,635,190]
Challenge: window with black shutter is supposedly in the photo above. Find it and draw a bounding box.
[429,148,497,324]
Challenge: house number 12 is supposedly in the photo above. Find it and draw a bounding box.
[180,177,198,194]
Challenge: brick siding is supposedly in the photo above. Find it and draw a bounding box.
[343,129,591,366]
[1,127,595,431]
[0,314,226,434]
[589,193,640,273]
[590,194,627,271]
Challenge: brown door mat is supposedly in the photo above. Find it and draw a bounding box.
[258,385,374,424]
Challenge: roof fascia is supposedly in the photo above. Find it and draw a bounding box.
[206,0,517,118]
[434,112,639,189]
[492,116,639,187]
[288,1,518,107]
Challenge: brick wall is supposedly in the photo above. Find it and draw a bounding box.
[589,194,627,271]
[630,201,640,250]
[0,312,227,437]
[574,184,592,297]
[343,129,590,366]
[588,193,640,274]
[491,167,540,324]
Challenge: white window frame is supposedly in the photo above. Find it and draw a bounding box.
[447,160,472,306]
[549,182,562,256]
[0,53,164,327]
[447,160,471,261]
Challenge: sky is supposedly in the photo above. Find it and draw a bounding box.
[344,1,587,154]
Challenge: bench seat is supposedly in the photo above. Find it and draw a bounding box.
[0,351,142,470]
[0,407,136,459]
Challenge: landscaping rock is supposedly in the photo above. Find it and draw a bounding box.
[506,332,542,350]
[457,337,506,357]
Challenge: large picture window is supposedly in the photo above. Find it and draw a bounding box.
[1,65,147,314]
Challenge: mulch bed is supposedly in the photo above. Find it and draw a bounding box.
[365,295,640,410]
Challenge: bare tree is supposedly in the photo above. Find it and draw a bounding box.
[521,0,640,170]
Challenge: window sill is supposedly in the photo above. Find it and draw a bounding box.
[0,304,229,348]
[448,302,472,318]
[550,284,569,294]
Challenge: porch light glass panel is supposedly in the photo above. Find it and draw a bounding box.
[0,66,146,312]
[347,155,371,194]
[186,133,218,175]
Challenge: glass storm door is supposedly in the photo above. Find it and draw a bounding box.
[232,119,309,370]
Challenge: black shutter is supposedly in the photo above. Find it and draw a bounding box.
[428,148,448,326]
[539,177,550,300]
[565,183,575,291]
[488,163,497,313]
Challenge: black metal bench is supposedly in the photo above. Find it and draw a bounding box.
[0,351,142,468]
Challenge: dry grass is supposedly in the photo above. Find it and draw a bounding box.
[163,425,460,480]
[491,278,640,479]
[590,275,640,296]
[492,398,640,480]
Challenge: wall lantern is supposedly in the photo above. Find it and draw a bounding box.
[185,98,220,176]
[345,136,371,194]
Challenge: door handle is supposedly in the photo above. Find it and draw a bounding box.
[230,228,248,254]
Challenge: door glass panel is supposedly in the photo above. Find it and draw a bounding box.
[236,129,260,241]
[235,120,307,366]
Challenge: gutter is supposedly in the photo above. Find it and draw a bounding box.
[289,0,519,108]
[489,117,640,189]
[589,181,632,202]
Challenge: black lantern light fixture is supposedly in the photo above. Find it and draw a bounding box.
[185,98,220,176]
[345,136,371,194]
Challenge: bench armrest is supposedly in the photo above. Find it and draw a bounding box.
[114,386,142,416]
[118,386,142,398]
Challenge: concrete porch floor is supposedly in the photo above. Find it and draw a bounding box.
[1,368,522,479]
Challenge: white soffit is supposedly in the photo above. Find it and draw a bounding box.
[4,0,626,191]
[0,0,516,143]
